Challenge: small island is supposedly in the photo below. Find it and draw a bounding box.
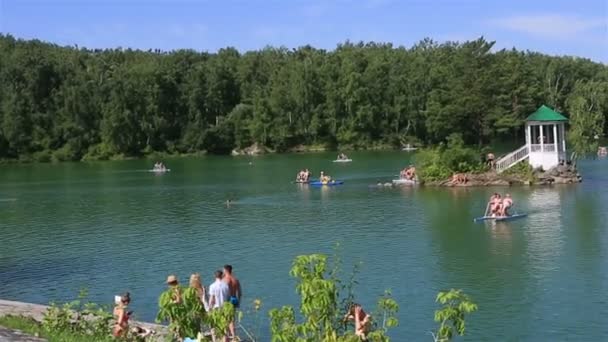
[408,105,584,187]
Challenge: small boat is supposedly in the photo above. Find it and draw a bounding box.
[293,180,309,184]
[332,159,352,163]
[402,144,418,151]
[149,168,170,173]
[473,213,527,223]
[392,178,417,185]
[309,180,344,186]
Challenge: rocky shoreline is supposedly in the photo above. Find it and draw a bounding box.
[0,299,167,339]
[426,164,582,187]
[369,164,582,188]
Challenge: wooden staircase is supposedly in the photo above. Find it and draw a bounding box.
[495,145,529,173]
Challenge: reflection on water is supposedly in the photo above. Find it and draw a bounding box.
[525,188,564,274]
[0,153,607,341]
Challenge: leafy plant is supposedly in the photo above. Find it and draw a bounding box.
[156,286,206,340]
[41,289,114,340]
[269,253,399,342]
[432,289,478,342]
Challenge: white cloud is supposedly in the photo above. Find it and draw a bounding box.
[490,14,607,40]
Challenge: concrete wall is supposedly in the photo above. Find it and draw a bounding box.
[529,152,558,170]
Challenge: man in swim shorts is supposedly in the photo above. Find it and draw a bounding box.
[223,265,242,339]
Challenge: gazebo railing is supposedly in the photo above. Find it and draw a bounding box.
[496,145,529,173]
[530,144,556,152]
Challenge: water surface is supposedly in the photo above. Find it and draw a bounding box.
[1,152,607,340]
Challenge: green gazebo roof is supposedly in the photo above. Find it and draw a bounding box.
[526,105,568,122]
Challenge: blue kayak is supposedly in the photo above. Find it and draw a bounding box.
[309,180,344,186]
[473,213,527,223]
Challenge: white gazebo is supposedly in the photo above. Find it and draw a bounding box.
[525,105,568,170]
[495,105,568,173]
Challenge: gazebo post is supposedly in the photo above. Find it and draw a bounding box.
[540,125,544,152]
[553,124,558,153]
[561,123,566,152]
[526,123,531,151]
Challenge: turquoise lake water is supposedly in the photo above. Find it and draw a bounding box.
[1,151,607,340]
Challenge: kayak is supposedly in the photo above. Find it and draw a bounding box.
[293,180,309,184]
[149,169,170,173]
[332,159,352,163]
[309,180,344,186]
[473,213,527,223]
[392,178,417,185]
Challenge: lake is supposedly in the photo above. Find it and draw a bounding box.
[1,151,607,341]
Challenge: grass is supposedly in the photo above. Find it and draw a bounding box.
[0,315,115,342]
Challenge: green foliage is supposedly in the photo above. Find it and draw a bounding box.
[566,80,608,158]
[0,34,606,160]
[156,286,206,340]
[0,314,116,342]
[502,160,535,182]
[415,134,485,182]
[40,289,114,341]
[269,253,398,342]
[205,303,235,339]
[432,289,478,342]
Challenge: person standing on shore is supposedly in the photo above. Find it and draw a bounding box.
[223,265,242,340]
[113,292,131,338]
[189,273,209,311]
[209,270,229,309]
[166,275,182,304]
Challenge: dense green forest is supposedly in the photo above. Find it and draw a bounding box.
[0,34,606,161]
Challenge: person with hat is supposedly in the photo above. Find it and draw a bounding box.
[166,274,182,304]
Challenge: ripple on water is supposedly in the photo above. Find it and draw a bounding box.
[1,155,608,340]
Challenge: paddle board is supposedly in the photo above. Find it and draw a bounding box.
[332,159,352,163]
[392,178,417,185]
[473,213,527,223]
[309,180,344,186]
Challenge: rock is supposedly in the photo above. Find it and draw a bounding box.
[231,143,272,156]
[0,326,46,342]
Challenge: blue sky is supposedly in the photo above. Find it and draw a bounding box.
[1,0,606,62]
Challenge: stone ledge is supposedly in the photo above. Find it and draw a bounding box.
[0,299,167,335]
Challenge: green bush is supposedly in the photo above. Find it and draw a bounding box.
[269,254,399,342]
[414,134,484,182]
[39,289,114,341]
[52,144,80,162]
[502,161,535,182]
[32,149,52,163]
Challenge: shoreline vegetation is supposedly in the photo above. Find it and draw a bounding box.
[0,253,478,342]
[0,35,606,164]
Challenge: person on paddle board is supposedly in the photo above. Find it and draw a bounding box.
[488,193,501,216]
[500,194,513,216]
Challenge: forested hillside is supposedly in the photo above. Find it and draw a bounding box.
[0,34,606,161]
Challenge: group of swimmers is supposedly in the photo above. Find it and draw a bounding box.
[486,193,514,217]
[153,161,167,171]
[295,169,313,182]
[399,165,416,180]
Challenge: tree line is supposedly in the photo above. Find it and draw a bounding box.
[0,34,606,161]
